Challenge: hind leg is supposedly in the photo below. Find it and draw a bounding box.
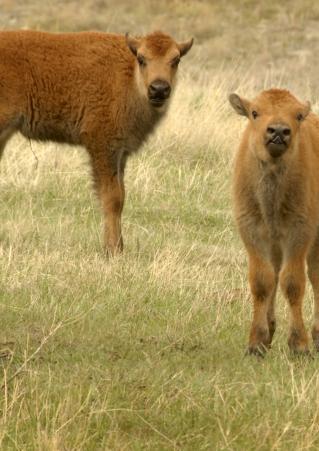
[307,234,319,351]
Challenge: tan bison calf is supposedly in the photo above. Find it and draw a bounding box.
[0,30,193,255]
[229,88,319,355]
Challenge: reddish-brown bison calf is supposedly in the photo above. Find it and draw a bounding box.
[0,30,193,255]
[229,88,319,355]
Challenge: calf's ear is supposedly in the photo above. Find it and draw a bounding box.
[126,33,141,56]
[178,38,194,57]
[229,93,250,117]
[297,100,311,121]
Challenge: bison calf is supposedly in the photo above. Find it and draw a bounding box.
[229,88,319,355]
[0,30,193,254]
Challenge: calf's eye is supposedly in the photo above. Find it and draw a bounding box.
[171,57,180,68]
[296,112,303,121]
[252,110,258,119]
[137,55,146,67]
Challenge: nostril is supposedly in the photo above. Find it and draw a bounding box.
[267,127,276,135]
[282,128,291,137]
[149,84,157,94]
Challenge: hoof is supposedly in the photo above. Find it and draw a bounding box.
[245,344,267,358]
[289,348,313,359]
[105,246,123,258]
[105,237,124,257]
[288,329,309,354]
[248,326,270,357]
[288,342,311,355]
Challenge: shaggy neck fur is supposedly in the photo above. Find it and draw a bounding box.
[256,158,288,238]
[122,66,168,153]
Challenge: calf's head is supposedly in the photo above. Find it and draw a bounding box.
[229,89,311,161]
[126,31,193,110]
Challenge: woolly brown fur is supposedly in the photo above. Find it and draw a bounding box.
[0,29,193,254]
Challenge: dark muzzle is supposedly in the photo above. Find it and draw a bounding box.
[265,124,291,158]
[148,80,171,107]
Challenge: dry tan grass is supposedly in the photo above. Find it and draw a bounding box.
[1,64,319,449]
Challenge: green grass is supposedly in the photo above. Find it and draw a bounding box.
[2,1,319,449]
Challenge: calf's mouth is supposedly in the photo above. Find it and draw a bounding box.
[266,137,287,158]
[149,97,167,107]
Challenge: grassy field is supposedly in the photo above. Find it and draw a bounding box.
[2,1,319,450]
